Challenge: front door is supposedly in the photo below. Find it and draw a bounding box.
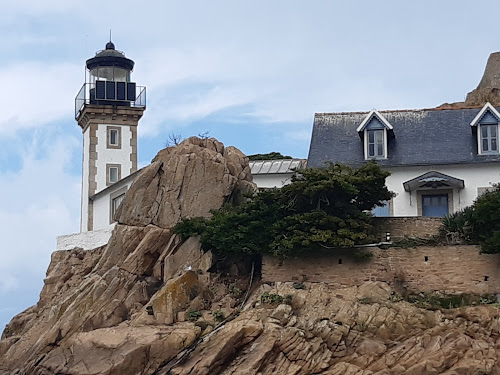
[422,194,449,217]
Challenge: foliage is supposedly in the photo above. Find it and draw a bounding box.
[211,310,225,322]
[247,152,292,161]
[358,297,373,304]
[390,293,403,302]
[228,284,242,296]
[353,250,374,261]
[388,236,440,249]
[284,294,294,304]
[174,162,393,257]
[260,291,284,304]
[407,292,498,310]
[292,282,306,290]
[188,310,202,321]
[441,185,500,253]
[442,206,475,243]
[470,186,500,253]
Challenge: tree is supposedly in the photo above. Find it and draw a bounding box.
[164,133,183,147]
[174,161,393,257]
[470,186,500,253]
[247,152,292,161]
[442,185,500,253]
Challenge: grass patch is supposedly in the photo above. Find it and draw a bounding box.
[407,292,498,310]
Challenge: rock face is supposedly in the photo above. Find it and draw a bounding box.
[0,137,255,374]
[465,52,500,107]
[3,136,500,374]
[115,136,255,228]
[440,51,500,108]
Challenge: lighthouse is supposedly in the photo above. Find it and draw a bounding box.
[75,41,146,232]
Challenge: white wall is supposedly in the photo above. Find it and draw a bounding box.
[56,224,115,251]
[252,173,294,189]
[80,130,90,232]
[95,124,133,193]
[386,163,500,216]
[92,177,135,230]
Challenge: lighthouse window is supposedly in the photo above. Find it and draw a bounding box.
[107,127,121,149]
[106,164,121,186]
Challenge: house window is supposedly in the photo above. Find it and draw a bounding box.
[109,186,127,223]
[480,124,498,153]
[372,200,391,217]
[357,110,392,160]
[107,126,121,149]
[367,129,385,159]
[112,194,125,217]
[106,164,121,186]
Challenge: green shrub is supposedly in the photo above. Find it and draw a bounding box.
[261,291,284,304]
[472,187,500,253]
[188,310,202,321]
[442,206,474,243]
[248,152,292,161]
[358,297,372,304]
[407,292,498,310]
[441,185,500,253]
[211,310,225,322]
[228,284,242,296]
[390,293,403,302]
[292,282,306,290]
[353,250,374,261]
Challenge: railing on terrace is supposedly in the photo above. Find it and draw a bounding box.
[75,81,146,119]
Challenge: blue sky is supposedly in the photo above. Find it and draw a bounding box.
[1,0,500,329]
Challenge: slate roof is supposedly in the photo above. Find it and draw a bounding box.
[307,106,500,168]
[249,159,306,175]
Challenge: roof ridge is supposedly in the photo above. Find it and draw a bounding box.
[315,105,486,116]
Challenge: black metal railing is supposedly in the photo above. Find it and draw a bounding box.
[75,82,146,119]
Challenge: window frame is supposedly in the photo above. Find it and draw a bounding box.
[364,128,387,160]
[106,164,121,186]
[478,123,499,154]
[107,126,121,149]
[109,186,127,224]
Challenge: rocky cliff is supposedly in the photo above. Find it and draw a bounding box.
[440,51,500,108]
[2,137,500,375]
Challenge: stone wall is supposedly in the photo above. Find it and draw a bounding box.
[262,245,500,295]
[373,217,442,241]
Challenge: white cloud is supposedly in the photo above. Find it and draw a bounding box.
[0,129,80,327]
[0,62,81,136]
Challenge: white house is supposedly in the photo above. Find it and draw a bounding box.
[307,103,500,217]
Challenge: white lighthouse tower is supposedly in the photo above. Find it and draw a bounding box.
[75,41,146,232]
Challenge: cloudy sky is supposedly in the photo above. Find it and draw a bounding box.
[1,0,499,329]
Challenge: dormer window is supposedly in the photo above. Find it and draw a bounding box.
[481,124,498,153]
[470,102,500,155]
[357,110,393,160]
[367,129,385,158]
